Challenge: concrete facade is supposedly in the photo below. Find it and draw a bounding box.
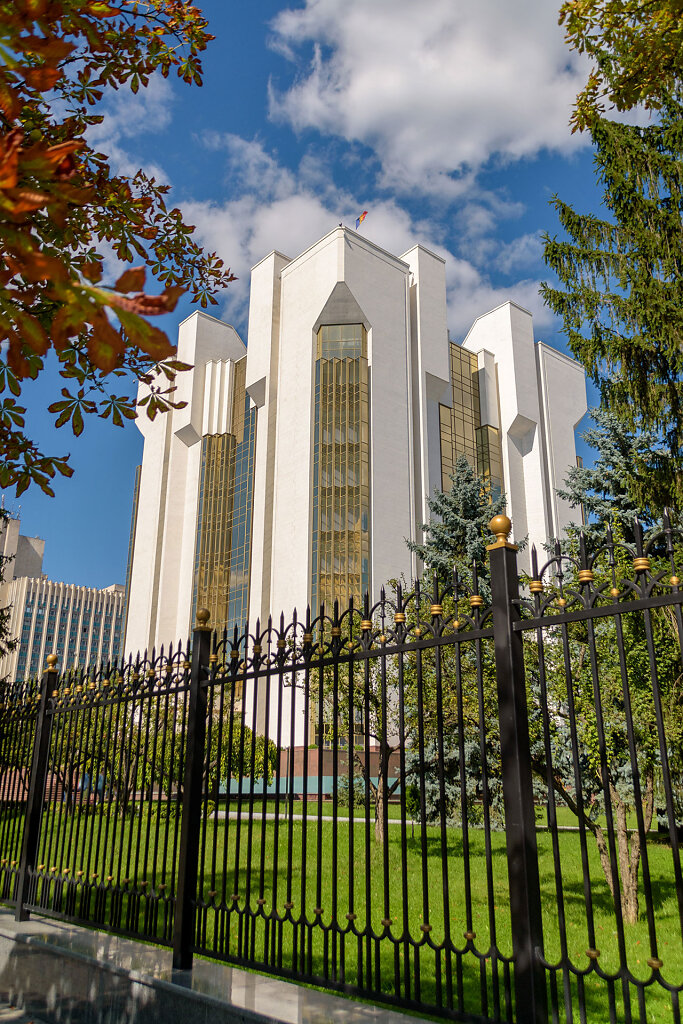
[124,314,247,654]
[463,301,586,553]
[124,227,587,659]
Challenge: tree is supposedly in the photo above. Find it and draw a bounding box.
[0,509,17,671]
[0,1,234,496]
[558,407,671,541]
[305,604,404,845]
[407,453,506,598]
[526,532,683,925]
[541,103,683,509]
[535,412,683,924]
[559,0,683,131]
[402,457,506,830]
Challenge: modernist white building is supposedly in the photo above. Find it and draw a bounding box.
[124,226,587,659]
[0,517,125,680]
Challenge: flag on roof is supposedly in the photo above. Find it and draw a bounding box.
[355,210,368,230]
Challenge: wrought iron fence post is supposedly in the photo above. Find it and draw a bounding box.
[487,515,547,1024]
[172,609,211,970]
[15,653,57,922]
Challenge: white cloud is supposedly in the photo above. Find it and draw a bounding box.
[269,0,590,197]
[183,134,556,339]
[495,232,545,275]
[86,74,174,181]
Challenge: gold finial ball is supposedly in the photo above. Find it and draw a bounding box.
[489,514,512,543]
[196,608,210,627]
[46,654,58,668]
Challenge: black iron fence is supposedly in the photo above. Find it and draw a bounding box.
[0,514,682,1024]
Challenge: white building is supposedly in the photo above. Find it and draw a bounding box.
[124,226,587,659]
[0,517,125,680]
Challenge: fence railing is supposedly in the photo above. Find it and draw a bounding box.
[0,514,682,1024]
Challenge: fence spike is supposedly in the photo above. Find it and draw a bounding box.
[663,508,675,558]
[471,559,480,595]
[531,544,538,579]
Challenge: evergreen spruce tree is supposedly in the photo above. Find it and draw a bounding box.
[542,101,683,509]
[559,407,671,542]
[407,453,506,595]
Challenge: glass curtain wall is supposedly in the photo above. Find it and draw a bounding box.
[192,358,256,635]
[440,343,503,499]
[311,324,370,614]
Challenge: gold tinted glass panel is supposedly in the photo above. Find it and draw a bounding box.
[192,358,256,635]
[312,324,370,612]
[439,344,480,490]
[440,342,503,499]
[476,424,504,501]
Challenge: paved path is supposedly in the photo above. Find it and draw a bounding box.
[0,1006,50,1024]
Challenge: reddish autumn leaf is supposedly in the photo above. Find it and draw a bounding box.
[13,310,49,356]
[80,261,103,282]
[88,308,125,373]
[3,187,51,216]
[0,0,233,496]
[31,139,84,170]
[0,78,22,121]
[51,307,82,349]
[106,283,185,315]
[21,35,74,62]
[115,266,146,292]
[15,249,69,283]
[19,66,62,90]
[0,130,22,188]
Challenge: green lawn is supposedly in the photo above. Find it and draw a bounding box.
[3,799,680,1023]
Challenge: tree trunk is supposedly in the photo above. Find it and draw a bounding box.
[375,774,385,844]
[594,770,655,926]
[544,769,653,926]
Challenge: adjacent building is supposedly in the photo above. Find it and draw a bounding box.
[0,517,125,680]
[124,226,587,658]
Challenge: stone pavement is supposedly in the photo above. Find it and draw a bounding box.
[0,1006,51,1024]
[0,909,446,1024]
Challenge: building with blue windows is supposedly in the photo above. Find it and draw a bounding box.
[0,517,124,680]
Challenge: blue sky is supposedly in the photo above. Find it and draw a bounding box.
[10,0,605,588]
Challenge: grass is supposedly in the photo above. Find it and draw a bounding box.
[2,799,681,1023]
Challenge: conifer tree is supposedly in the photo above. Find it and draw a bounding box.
[558,407,671,541]
[407,453,506,594]
[560,0,683,131]
[542,102,683,508]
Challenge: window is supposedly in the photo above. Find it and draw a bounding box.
[191,357,256,636]
[311,324,370,612]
